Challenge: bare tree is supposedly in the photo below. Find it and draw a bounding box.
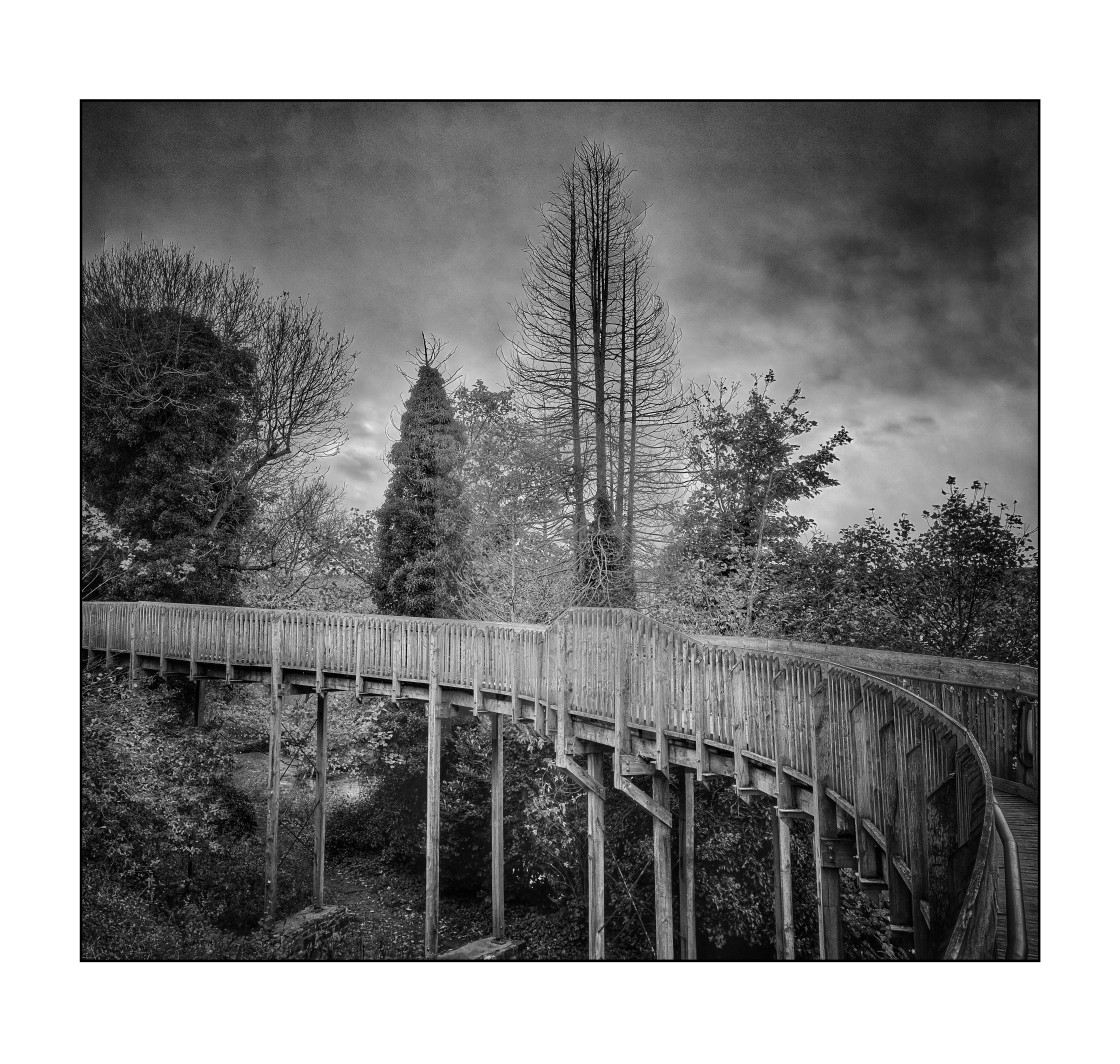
[501,142,684,605]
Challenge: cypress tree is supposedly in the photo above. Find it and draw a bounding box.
[373,338,468,617]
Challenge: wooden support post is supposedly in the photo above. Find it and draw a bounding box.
[652,772,674,959]
[809,669,843,959]
[772,803,795,959]
[194,678,210,726]
[225,617,234,682]
[313,691,328,907]
[424,628,442,959]
[491,712,505,941]
[265,619,283,922]
[158,607,167,678]
[510,636,520,722]
[678,769,697,959]
[695,647,709,781]
[129,606,137,682]
[879,711,914,952]
[587,751,605,959]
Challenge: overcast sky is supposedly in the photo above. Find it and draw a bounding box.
[81,101,1038,539]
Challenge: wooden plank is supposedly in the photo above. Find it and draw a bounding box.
[425,628,442,959]
[614,613,633,788]
[587,750,605,959]
[313,692,328,907]
[619,754,654,776]
[534,632,545,734]
[265,619,283,922]
[678,769,697,959]
[391,623,401,699]
[697,632,1039,697]
[849,682,882,881]
[652,772,674,959]
[617,777,672,827]
[906,741,933,959]
[559,753,608,800]
[491,712,505,941]
[772,803,795,959]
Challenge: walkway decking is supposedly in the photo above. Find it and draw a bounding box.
[994,793,1040,960]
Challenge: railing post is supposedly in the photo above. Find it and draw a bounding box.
[313,691,328,907]
[189,610,199,680]
[905,739,933,959]
[534,632,545,734]
[105,605,116,669]
[128,605,137,682]
[613,613,632,788]
[265,615,284,922]
[391,623,402,700]
[158,606,167,678]
[810,667,843,959]
[424,626,442,958]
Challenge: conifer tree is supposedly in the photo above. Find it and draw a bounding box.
[373,336,468,617]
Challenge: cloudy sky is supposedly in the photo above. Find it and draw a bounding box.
[81,101,1038,538]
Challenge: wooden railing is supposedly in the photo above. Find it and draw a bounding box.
[82,600,1023,959]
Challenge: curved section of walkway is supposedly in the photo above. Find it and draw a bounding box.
[994,793,1040,959]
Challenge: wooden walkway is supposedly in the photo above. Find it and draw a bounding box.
[994,793,1040,960]
[81,600,1039,960]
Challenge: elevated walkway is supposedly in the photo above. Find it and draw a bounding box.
[82,600,1038,960]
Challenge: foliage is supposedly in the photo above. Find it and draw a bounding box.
[80,669,271,956]
[81,241,357,605]
[661,373,850,635]
[81,297,257,603]
[373,338,468,617]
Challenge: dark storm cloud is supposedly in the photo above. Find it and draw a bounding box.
[81,101,1038,535]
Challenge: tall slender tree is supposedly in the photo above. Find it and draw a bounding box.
[502,142,683,606]
[373,336,468,618]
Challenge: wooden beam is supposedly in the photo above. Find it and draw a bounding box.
[158,607,167,677]
[559,753,608,800]
[772,803,795,959]
[265,619,283,922]
[425,628,442,959]
[617,777,672,827]
[194,678,210,726]
[534,633,545,735]
[491,712,505,941]
[225,617,234,683]
[313,691,328,907]
[354,623,364,692]
[678,769,697,959]
[809,668,843,960]
[587,751,605,959]
[619,754,654,776]
[189,609,199,680]
[652,772,674,959]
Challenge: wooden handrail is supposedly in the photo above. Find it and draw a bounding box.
[82,600,1015,958]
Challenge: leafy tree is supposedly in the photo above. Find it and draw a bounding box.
[81,241,357,604]
[661,373,850,634]
[832,478,1038,663]
[372,337,468,617]
[82,296,257,603]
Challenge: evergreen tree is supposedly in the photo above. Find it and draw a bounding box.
[373,337,468,617]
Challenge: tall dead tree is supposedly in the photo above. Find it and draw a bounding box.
[503,142,683,607]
